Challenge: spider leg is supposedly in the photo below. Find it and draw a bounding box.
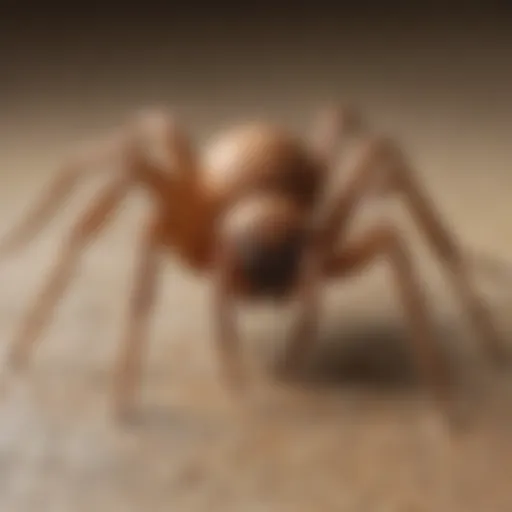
[317,136,506,365]
[279,105,373,373]
[0,135,126,256]
[384,145,506,364]
[0,109,195,257]
[282,139,392,374]
[211,243,250,399]
[282,225,451,404]
[322,224,452,400]
[283,226,450,402]
[277,248,323,374]
[7,175,130,371]
[4,112,200,413]
[113,216,164,421]
[309,104,364,165]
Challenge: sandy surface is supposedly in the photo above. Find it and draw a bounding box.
[1,17,512,512]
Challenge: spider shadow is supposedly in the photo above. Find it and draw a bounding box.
[268,315,512,430]
[272,316,453,399]
[128,318,491,431]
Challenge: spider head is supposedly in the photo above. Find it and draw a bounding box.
[221,195,310,299]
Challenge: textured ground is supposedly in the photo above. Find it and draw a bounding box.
[1,17,512,512]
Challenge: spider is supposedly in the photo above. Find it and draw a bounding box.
[0,105,506,419]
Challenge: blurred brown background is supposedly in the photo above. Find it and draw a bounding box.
[1,4,512,511]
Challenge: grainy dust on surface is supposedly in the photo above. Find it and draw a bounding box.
[2,17,512,511]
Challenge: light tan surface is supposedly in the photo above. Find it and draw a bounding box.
[1,20,512,511]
